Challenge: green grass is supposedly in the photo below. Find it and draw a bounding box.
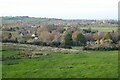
[64,26,118,32]
[2,45,118,78]
[80,27,118,32]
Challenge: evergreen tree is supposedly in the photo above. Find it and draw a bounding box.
[76,33,86,45]
[64,32,72,46]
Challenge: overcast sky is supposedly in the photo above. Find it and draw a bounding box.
[0,0,119,19]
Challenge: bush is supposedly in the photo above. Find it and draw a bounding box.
[83,45,118,51]
[59,43,72,49]
[64,45,72,49]
[50,42,61,47]
[2,39,18,43]
[33,41,42,45]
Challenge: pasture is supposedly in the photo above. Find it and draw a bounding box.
[2,43,118,78]
[64,26,118,32]
[80,27,118,32]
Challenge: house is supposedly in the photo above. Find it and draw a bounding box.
[34,37,38,40]
[32,34,36,37]
[31,33,39,40]
[31,25,37,28]
[86,41,96,46]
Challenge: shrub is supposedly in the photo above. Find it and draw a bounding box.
[83,45,119,51]
[2,39,18,43]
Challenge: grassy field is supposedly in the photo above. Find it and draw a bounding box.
[2,44,118,78]
[80,27,118,32]
[64,26,118,32]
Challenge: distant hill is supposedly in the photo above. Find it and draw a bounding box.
[1,16,118,28]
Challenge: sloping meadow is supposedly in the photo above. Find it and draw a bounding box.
[2,43,118,78]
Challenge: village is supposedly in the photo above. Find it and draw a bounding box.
[2,22,119,51]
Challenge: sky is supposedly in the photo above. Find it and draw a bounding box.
[0,0,119,19]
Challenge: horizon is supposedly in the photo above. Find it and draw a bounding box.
[1,16,118,20]
[0,0,119,20]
